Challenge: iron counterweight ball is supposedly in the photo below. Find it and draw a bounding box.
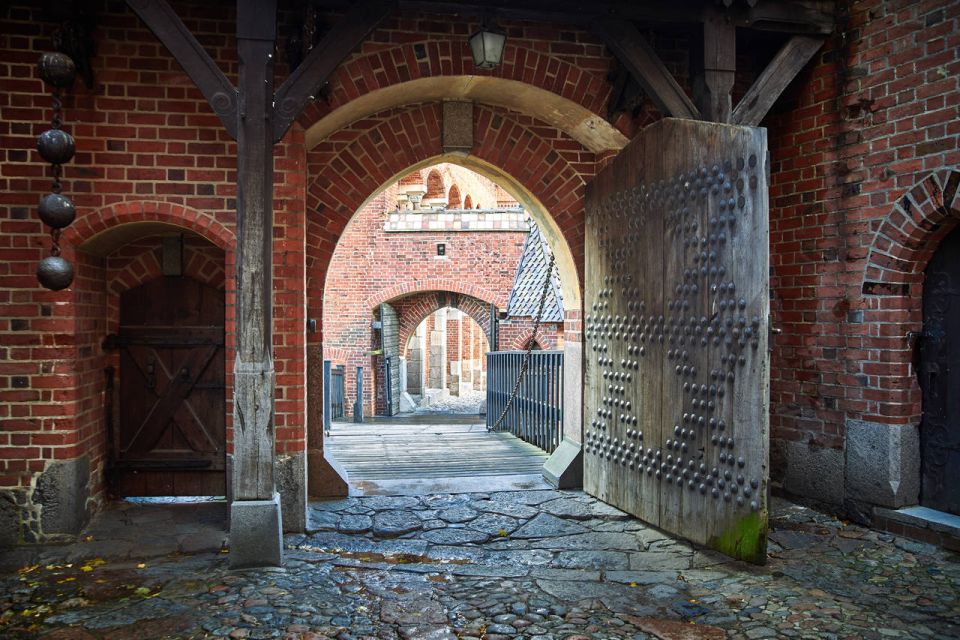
[37,52,77,88]
[36,128,75,165]
[38,193,76,229]
[37,255,74,291]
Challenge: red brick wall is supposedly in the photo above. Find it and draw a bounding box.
[0,2,306,533]
[7,0,954,525]
[765,0,960,465]
[322,189,529,414]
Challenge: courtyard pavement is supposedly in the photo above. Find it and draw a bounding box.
[0,490,958,639]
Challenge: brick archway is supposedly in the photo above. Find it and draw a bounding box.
[296,36,627,153]
[506,327,554,352]
[67,200,236,254]
[306,101,591,339]
[860,169,960,424]
[388,291,493,355]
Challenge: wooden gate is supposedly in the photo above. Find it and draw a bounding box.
[112,276,226,496]
[584,118,770,563]
[920,226,960,515]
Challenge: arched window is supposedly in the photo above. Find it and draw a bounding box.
[425,170,444,200]
[448,184,462,208]
[463,194,473,209]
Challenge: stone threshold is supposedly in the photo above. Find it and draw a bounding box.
[873,505,960,552]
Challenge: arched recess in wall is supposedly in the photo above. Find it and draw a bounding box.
[464,194,473,209]
[448,184,462,208]
[56,200,234,504]
[425,169,444,200]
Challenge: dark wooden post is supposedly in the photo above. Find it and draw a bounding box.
[125,0,392,568]
[697,8,736,123]
[233,0,278,503]
[354,366,364,423]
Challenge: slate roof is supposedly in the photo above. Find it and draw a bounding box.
[506,219,564,322]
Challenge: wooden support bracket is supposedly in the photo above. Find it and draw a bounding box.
[273,0,394,142]
[593,18,700,121]
[126,0,238,139]
[731,35,825,127]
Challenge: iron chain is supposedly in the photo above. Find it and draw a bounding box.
[489,251,556,432]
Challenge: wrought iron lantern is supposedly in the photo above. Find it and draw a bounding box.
[469,20,506,70]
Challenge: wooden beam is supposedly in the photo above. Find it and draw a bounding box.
[273,0,393,142]
[126,0,238,139]
[698,8,736,123]
[309,0,834,34]
[233,0,279,501]
[731,35,825,127]
[593,19,700,121]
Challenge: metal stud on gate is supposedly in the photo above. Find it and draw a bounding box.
[35,51,79,291]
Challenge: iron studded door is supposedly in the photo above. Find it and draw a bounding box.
[115,276,226,496]
[920,226,960,515]
[584,118,770,563]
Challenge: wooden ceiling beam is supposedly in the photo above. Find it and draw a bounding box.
[731,35,826,126]
[308,0,834,34]
[593,18,700,121]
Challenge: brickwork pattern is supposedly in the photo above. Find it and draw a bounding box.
[0,3,306,512]
[765,0,960,455]
[322,187,546,414]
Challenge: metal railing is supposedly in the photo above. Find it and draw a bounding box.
[330,364,345,420]
[486,350,563,453]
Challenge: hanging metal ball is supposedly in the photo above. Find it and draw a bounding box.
[37,52,77,88]
[38,193,76,229]
[36,129,75,164]
[37,256,74,291]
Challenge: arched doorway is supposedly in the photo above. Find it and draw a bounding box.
[919,225,960,515]
[402,306,490,414]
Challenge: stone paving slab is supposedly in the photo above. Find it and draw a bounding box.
[0,492,958,639]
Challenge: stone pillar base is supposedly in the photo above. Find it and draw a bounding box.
[543,438,583,489]
[229,492,283,568]
[307,448,349,498]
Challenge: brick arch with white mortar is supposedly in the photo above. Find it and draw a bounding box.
[860,169,960,423]
[387,291,494,357]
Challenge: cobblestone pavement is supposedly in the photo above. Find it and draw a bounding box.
[1,491,958,639]
[414,390,485,415]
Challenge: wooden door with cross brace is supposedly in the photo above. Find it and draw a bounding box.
[113,276,226,496]
[584,118,770,563]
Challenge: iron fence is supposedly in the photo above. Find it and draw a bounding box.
[486,350,563,453]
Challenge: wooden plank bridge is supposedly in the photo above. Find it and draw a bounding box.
[324,417,550,495]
